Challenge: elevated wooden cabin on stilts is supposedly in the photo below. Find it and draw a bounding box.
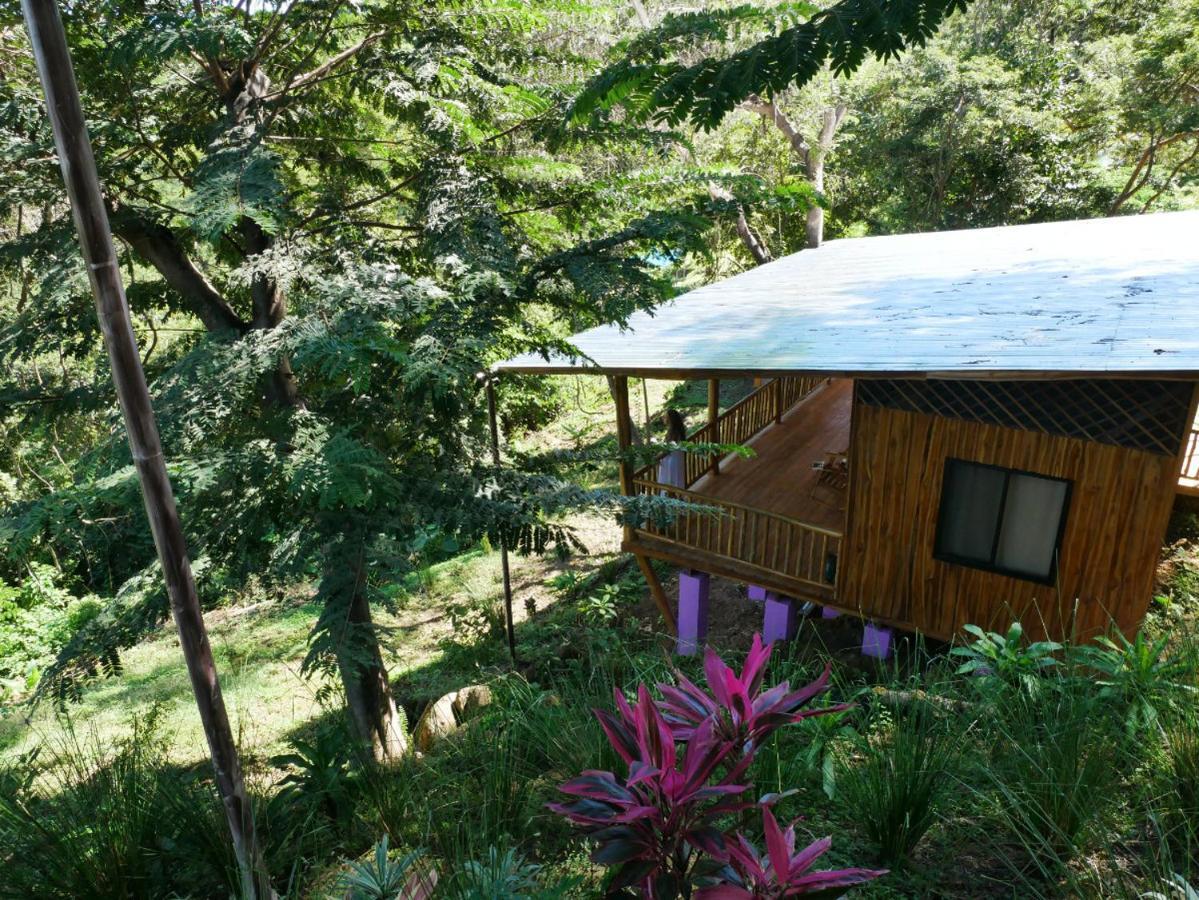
[495,211,1199,655]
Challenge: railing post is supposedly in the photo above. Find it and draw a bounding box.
[708,378,720,476]
[773,378,783,424]
[612,375,634,496]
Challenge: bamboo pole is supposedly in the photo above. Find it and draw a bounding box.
[20,2,271,896]
[485,377,518,665]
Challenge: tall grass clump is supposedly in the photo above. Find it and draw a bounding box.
[837,703,963,865]
[0,711,241,899]
[1159,702,1199,860]
[980,677,1121,879]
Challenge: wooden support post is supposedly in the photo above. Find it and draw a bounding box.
[773,378,783,424]
[676,569,709,655]
[20,2,271,896]
[486,378,517,666]
[613,375,634,495]
[763,592,799,643]
[708,378,720,475]
[636,554,677,635]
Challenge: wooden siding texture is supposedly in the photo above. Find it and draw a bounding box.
[839,392,1192,642]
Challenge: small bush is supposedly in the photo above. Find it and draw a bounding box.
[1161,705,1199,853]
[981,680,1121,874]
[837,705,962,865]
[0,710,240,899]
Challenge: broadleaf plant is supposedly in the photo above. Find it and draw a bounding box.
[550,634,882,898]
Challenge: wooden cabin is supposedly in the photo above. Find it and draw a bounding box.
[497,211,1199,646]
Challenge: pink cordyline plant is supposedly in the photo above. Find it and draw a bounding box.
[697,807,886,899]
[656,634,849,749]
[549,634,883,899]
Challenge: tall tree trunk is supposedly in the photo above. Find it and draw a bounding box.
[803,104,846,249]
[337,548,407,761]
[240,217,300,407]
[743,97,845,250]
[707,182,773,264]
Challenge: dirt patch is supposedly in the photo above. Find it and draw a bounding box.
[630,568,950,674]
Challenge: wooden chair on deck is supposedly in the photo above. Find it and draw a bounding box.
[812,450,849,492]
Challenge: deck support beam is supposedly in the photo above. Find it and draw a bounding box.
[675,569,709,655]
[636,553,677,636]
[486,378,518,665]
[612,375,634,495]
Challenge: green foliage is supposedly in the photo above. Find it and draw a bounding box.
[571,0,971,129]
[1074,630,1197,736]
[0,711,241,899]
[271,726,358,829]
[1159,704,1199,853]
[981,681,1121,869]
[337,835,435,900]
[836,706,962,865]
[450,845,578,899]
[0,0,732,716]
[950,622,1061,694]
[0,565,105,699]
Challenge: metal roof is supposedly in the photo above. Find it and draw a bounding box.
[496,210,1199,379]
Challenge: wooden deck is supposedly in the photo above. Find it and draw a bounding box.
[691,378,852,531]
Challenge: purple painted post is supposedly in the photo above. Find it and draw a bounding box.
[861,622,894,659]
[747,585,767,603]
[821,605,841,620]
[763,592,798,643]
[676,569,710,656]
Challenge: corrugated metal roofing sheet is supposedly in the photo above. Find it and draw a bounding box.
[496,210,1199,379]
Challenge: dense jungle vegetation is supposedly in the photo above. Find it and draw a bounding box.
[1,0,1199,897]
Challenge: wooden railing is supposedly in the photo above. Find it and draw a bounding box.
[632,478,842,591]
[633,376,828,487]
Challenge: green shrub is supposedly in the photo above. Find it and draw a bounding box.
[1160,705,1199,854]
[0,565,106,697]
[980,680,1121,875]
[1074,629,1196,737]
[837,705,963,865]
[0,711,240,899]
[951,622,1061,696]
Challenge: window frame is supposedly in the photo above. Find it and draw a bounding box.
[933,458,1072,585]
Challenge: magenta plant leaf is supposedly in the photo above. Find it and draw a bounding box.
[717,808,888,898]
[550,636,870,898]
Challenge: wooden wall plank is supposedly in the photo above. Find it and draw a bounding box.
[840,400,1181,642]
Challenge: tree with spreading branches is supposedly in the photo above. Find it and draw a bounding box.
[0,0,731,758]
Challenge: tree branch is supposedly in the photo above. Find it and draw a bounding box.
[276,29,385,97]
[112,215,248,334]
[741,94,810,164]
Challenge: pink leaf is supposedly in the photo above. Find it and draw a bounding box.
[741,632,772,696]
[595,709,637,764]
[762,807,791,885]
[704,646,734,709]
[787,866,889,893]
[787,836,832,878]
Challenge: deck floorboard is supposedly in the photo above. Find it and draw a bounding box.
[691,378,852,532]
